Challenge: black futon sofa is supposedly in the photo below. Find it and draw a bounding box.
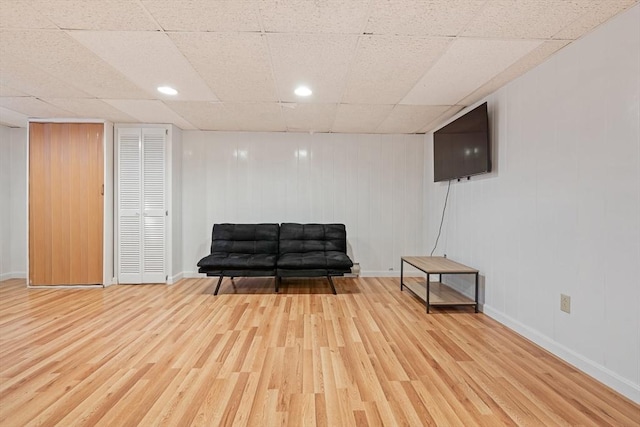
[197,223,353,295]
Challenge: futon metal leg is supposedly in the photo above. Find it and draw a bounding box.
[214,276,224,295]
[327,276,337,295]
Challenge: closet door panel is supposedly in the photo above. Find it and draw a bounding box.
[119,216,141,281]
[117,128,143,284]
[141,128,166,283]
[142,129,165,215]
[69,124,87,280]
[86,124,104,283]
[29,123,49,284]
[142,216,165,282]
[49,123,70,283]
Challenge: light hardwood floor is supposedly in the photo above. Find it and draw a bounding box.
[0,277,638,426]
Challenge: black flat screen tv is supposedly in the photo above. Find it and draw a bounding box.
[433,102,491,182]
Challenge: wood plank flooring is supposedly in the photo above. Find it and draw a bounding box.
[0,277,638,426]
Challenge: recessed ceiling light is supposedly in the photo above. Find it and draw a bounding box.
[294,86,312,97]
[157,86,178,95]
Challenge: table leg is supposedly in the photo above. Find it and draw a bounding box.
[426,273,430,313]
[400,259,404,291]
[475,272,479,313]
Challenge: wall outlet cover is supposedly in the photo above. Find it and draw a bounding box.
[560,294,571,314]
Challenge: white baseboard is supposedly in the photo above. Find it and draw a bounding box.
[168,272,184,284]
[0,272,26,281]
[483,304,640,404]
[183,271,206,279]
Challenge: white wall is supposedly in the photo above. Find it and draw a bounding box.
[0,126,27,281]
[0,125,10,280]
[425,5,640,402]
[182,131,425,276]
[10,128,27,278]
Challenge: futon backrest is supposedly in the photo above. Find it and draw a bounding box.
[279,223,347,254]
[211,223,279,254]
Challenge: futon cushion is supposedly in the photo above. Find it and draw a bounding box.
[211,223,279,254]
[198,253,277,270]
[277,251,353,270]
[279,223,347,254]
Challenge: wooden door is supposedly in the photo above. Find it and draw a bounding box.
[29,122,104,285]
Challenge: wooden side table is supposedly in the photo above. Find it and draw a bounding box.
[400,256,479,313]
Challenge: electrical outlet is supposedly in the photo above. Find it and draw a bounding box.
[560,294,571,314]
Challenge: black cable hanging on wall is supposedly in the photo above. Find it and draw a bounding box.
[430,179,451,257]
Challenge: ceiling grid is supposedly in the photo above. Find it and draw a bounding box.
[0,0,637,132]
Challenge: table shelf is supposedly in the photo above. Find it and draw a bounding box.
[403,280,476,306]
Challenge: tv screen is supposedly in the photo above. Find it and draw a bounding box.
[433,102,491,182]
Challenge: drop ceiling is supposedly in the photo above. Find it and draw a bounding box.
[0,0,636,133]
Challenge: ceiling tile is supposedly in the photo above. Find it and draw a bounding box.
[142,0,261,32]
[0,53,93,98]
[0,85,29,97]
[69,31,217,102]
[169,32,275,103]
[259,0,371,34]
[553,0,638,39]
[222,103,286,132]
[462,0,593,39]
[331,104,394,133]
[30,0,160,30]
[268,34,358,103]
[104,99,196,129]
[0,30,152,99]
[401,38,543,105]
[0,107,29,127]
[365,0,486,36]
[342,35,452,104]
[281,103,337,133]
[0,0,56,29]
[376,105,451,133]
[458,40,570,106]
[166,102,286,132]
[0,96,75,118]
[165,101,240,131]
[43,98,138,123]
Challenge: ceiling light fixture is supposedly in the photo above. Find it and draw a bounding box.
[157,86,178,95]
[294,86,312,97]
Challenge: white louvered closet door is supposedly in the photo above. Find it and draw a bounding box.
[117,127,166,284]
[141,128,166,283]
[118,128,142,284]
